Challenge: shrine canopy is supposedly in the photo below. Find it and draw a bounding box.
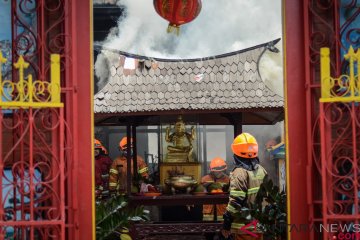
[94,39,284,126]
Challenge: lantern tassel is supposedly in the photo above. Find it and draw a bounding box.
[167,24,180,36]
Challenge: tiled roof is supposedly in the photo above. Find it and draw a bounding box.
[94,39,283,114]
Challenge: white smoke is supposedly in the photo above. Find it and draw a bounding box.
[94,52,110,91]
[96,0,283,92]
[259,42,284,97]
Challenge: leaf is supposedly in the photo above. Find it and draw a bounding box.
[266,179,273,192]
[96,195,149,240]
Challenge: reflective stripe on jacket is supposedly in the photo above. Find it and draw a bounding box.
[108,155,148,192]
[226,164,267,219]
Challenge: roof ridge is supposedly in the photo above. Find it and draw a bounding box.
[94,38,281,62]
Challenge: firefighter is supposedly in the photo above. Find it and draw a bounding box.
[221,133,267,239]
[109,137,149,193]
[94,139,113,198]
[201,157,229,221]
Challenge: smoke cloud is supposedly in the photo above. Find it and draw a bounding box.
[259,42,284,97]
[94,52,110,91]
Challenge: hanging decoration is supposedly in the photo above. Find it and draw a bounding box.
[153,0,202,35]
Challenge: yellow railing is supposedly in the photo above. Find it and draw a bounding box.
[0,52,63,108]
[320,46,360,103]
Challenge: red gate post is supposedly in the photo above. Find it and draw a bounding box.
[68,0,95,239]
[283,0,311,239]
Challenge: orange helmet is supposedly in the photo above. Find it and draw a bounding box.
[119,137,133,150]
[94,139,102,149]
[101,145,108,155]
[210,157,227,172]
[231,133,258,158]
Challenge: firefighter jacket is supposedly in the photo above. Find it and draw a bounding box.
[95,155,113,192]
[201,174,230,219]
[108,155,148,192]
[223,156,267,230]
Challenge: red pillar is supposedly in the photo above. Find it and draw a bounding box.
[70,0,95,239]
[283,0,310,239]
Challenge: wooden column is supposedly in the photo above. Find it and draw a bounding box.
[132,123,138,183]
[126,124,132,194]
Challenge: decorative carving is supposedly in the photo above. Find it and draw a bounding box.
[320,46,360,102]
[0,53,62,108]
[133,222,222,239]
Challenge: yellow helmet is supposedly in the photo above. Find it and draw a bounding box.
[231,133,258,158]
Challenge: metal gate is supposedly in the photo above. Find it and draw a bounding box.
[0,0,94,239]
[303,1,359,239]
[318,46,360,240]
[0,54,65,239]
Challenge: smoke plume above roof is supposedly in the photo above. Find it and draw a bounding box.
[102,0,282,57]
[95,0,283,96]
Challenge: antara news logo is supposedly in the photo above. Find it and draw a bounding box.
[239,220,360,239]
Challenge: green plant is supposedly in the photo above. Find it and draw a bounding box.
[252,175,287,239]
[96,195,149,240]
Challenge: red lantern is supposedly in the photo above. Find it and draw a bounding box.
[153,0,202,35]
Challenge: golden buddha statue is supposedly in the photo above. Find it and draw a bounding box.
[164,116,196,162]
